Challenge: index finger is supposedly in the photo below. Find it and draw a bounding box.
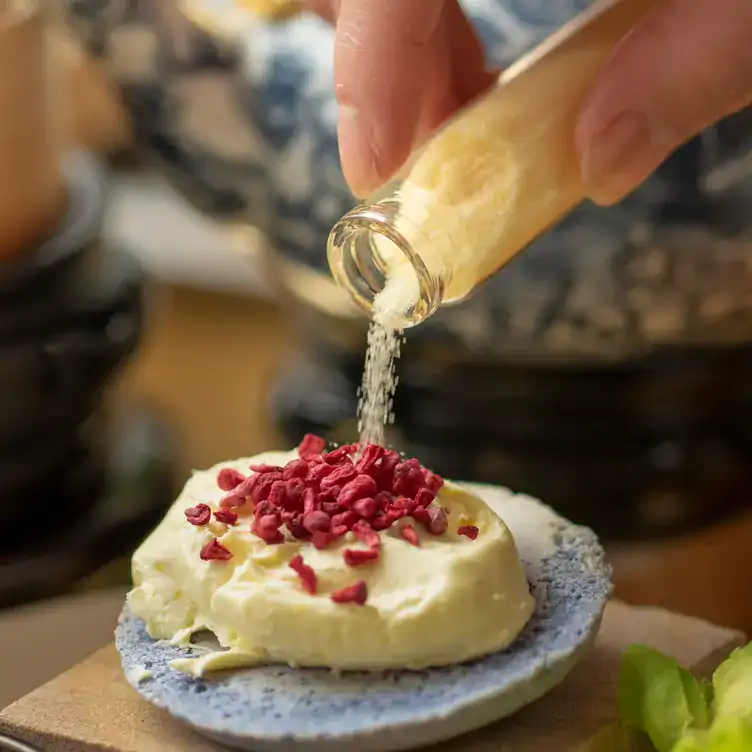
[334,0,448,196]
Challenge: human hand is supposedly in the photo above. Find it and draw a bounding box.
[306,0,752,205]
[304,0,496,198]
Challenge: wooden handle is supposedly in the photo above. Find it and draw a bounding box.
[0,0,65,260]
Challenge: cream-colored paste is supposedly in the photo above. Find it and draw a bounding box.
[127,450,534,675]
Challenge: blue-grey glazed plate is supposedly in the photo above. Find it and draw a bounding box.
[115,483,611,751]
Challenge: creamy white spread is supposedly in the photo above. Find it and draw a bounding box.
[127,450,535,675]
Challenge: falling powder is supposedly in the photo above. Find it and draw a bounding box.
[357,316,402,446]
[356,270,418,446]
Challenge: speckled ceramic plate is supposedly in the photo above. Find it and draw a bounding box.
[116,483,611,751]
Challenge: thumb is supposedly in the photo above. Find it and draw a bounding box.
[576,0,752,206]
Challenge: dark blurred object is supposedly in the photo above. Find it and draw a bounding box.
[0,153,175,610]
[273,342,752,544]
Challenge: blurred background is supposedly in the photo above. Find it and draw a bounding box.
[0,0,751,710]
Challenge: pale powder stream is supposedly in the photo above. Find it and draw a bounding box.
[356,274,418,446]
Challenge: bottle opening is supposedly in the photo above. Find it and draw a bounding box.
[327,198,443,329]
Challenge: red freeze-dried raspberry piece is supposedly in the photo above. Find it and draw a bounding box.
[321,501,344,516]
[303,510,331,533]
[320,464,357,489]
[249,464,283,474]
[458,525,479,540]
[392,459,425,497]
[251,473,282,504]
[414,488,435,507]
[286,514,311,540]
[411,505,430,523]
[400,524,420,547]
[370,515,390,531]
[254,513,284,544]
[355,444,384,474]
[289,555,317,594]
[220,474,259,508]
[343,548,379,566]
[307,463,335,485]
[269,480,288,508]
[200,538,233,561]
[284,478,305,510]
[311,527,345,550]
[298,433,326,458]
[324,444,357,464]
[352,497,377,519]
[423,469,444,494]
[283,459,310,480]
[352,520,381,549]
[303,487,317,515]
[427,506,449,535]
[253,500,274,518]
[392,496,417,514]
[316,486,341,504]
[213,508,238,525]
[338,475,378,508]
[331,580,368,605]
[217,468,246,491]
[185,504,211,526]
[331,510,359,530]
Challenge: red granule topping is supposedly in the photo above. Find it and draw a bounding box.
[423,469,444,494]
[330,509,360,530]
[185,504,211,526]
[219,474,259,508]
[298,433,326,458]
[303,510,331,533]
[427,506,449,535]
[352,496,377,519]
[343,548,379,567]
[338,474,378,507]
[308,463,335,484]
[458,525,479,540]
[249,463,283,474]
[400,524,420,547]
[352,520,381,549]
[302,487,317,515]
[198,438,448,565]
[200,538,233,561]
[355,443,384,473]
[253,513,284,544]
[214,508,238,525]
[311,530,341,550]
[283,458,310,480]
[320,463,358,489]
[331,580,368,605]
[289,554,317,594]
[217,468,246,491]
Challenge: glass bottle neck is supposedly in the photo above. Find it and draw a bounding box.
[326,196,447,329]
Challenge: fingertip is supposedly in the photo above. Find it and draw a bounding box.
[336,104,380,198]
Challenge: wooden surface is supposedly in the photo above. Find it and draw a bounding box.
[120,286,752,635]
[0,601,745,752]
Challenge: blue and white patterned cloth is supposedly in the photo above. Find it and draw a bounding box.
[69,0,752,358]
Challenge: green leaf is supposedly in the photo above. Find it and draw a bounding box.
[671,717,752,751]
[618,645,711,752]
[712,643,752,722]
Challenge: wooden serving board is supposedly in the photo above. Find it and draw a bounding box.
[0,601,745,752]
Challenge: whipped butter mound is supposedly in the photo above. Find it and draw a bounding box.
[128,441,535,675]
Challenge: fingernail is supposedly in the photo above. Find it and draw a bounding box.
[580,110,652,205]
[337,104,375,199]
